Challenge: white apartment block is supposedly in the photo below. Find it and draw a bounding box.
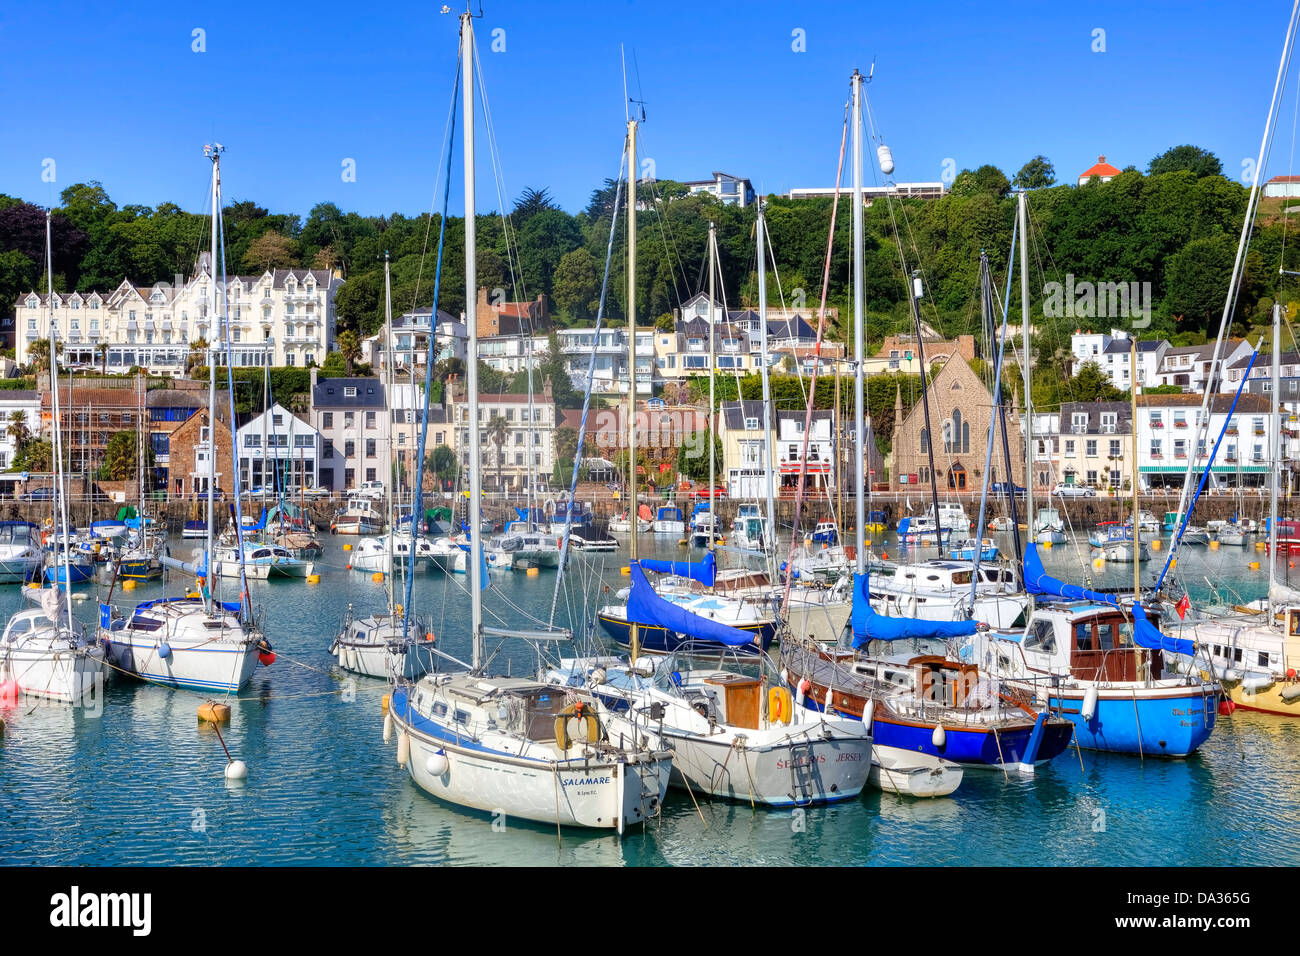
[448,385,555,493]
[1069,328,1167,390]
[1136,393,1275,490]
[235,403,323,492]
[16,258,341,374]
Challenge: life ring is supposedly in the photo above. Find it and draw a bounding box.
[554,701,601,750]
[768,686,792,725]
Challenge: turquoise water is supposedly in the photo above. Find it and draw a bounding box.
[1,530,1297,866]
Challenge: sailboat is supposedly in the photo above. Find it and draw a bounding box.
[100,145,270,695]
[0,210,107,704]
[115,373,165,581]
[386,14,672,831]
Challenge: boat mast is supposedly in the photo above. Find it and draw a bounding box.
[851,69,865,575]
[204,145,222,613]
[1018,189,1034,614]
[46,211,73,625]
[1131,337,1140,603]
[757,202,777,569]
[707,219,717,551]
[384,250,396,610]
[1270,301,1281,620]
[462,11,484,671]
[626,114,640,664]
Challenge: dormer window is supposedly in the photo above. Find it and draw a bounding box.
[344,386,357,398]
[744,417,759,430]
[26,297,36,309]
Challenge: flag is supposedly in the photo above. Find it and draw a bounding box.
[1176,593,1190,620]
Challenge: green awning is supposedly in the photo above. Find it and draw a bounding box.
[1140,465,1268,474]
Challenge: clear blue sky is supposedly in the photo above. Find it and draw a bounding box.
[2,0,1296,218]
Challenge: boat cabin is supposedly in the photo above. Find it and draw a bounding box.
[1018,601,1163,682]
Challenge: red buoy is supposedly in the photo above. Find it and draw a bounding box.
[258,652,276,666]
[1218,698,1237,716]
[0,680,18,707]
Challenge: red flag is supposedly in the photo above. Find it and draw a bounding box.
[1176,593,1190,620]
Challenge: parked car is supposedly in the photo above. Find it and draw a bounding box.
[1052,483,1096,498]
[358,481,385,500]
[990,482,1026,497]
[19,486,58,502]
[692,486,728,500]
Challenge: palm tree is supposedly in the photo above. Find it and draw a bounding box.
[187,337,209,376]
[337,330,362,375]
[26,339,50,374]
[95,342,109,375]
[487,414,509,493]
[7,410,30,459]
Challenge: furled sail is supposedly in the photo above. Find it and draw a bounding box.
[639,550,716,587]
[849,573,977,648]
[1023,544,1194,656]
[626,563,752,647]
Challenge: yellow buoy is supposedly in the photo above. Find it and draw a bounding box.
[526,567,540,577]
[1170,558,1177,569]
[371,571,384,582]
[27,581,40,589]
[1256,541,1268,551]
[865,539,872,547]
[1250,561,1261,571]
[381,694,390,715]
[1209,540,1220,550]
[1150,540,1161,551]
[122,579,137,590]
[307,574,320,584]
[677,538,687,547]
[621,566,631,576]
[198,702,231,724]
[343,543,353,551]
[1043,541,1053,550]
[1093,557,1105,569]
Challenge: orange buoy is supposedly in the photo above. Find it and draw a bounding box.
[371,572,384,582]
[198,702,231,723]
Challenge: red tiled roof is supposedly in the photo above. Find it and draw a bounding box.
[1079,155,1122,180]
[1267,175,1300,183]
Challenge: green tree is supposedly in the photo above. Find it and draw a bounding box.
[1164,235,1238,330]
[487,414,509,492]
[677,432,722,481]
[1148,145,1223,179]
[950,165,1011,199]
[336,330,362,375]
[15,438,53,472]
[6,410,30,460]
[1066,361,1126,402]
[427,444,458,484]
[98,429,154,481]
[1013,155,1056,189]
[552,247,602,321]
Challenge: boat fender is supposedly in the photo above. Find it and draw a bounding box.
[588,667,608,687]
[795,677,811,708]
[158,642,173,660]
[383,712,393,743]
[1242,675,1274,694]
[931,724,946,750]
[862,699,875,732]
[1082,686,1099,721]
[555,702,601,750]
[426,751,449,777]
[1281,684,1300,703]
[396,731,410,766]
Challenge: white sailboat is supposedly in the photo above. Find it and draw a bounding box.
[387,15,672,831]
[0,211,106,704]
[100,145,269,695]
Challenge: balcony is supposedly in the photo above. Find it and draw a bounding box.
[1226,428,1238,436]
[1174,421,1187,428]
[1150,421,1164,429]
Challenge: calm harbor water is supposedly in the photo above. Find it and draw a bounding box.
[1,528,1297,866]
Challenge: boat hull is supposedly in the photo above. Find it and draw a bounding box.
[333,637,433,680]
[0,642,105,703]
[103,635,259,694]
[390,687,671,830]
[1028,684,1219,757]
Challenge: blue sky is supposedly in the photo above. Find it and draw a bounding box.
[1,1,1296,217]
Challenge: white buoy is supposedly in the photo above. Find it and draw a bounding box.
[877,143,895,175]
[589,667,607,686]
[225,760,248,781]
[1082,687,1099,721]
[931,724,946,750]
[862,699,875,732]
[396,731,410,766]
[383,712,393,744]
[425,751,449,777]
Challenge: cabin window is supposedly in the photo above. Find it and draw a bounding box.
[1260,652,1270,668]
[951,571,972,585]
[1234,648,1243,663]
[1024,619,1056,653]
[454,709,470,724]
[1096,621,1117,651]
[432,702,447,717]
[1075,623,1094,652]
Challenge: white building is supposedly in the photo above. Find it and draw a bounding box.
[555,327,653,396]
[235,403,322,492]
[479,334,548,376]
[1136,393,1275,490]
[310,373,389,493]
[16,258,341,373]
[1263,175,1300,198]
[775,410,834,493]
[681,171,755,207]
[0,390,42,473]
[448,384,555,493]
[1154,339,1254,393]
[1078,155,1122,185]
[363,307,465,373]
[788,183,947,201]
[719,400,775,498]
[1070,328,1167,390]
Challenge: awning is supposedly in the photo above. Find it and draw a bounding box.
[1140,465,1268,474]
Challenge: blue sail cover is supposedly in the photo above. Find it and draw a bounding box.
[849,573,977,648]
[639,550,716,587]
[626,563,752,646]
[1022,544,1194,656]
[234,506,269,532]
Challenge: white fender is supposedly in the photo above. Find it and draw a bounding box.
[383,712,393,744]
[862,699,875,733]
[396,731,410,766]
[425,751,449,777]
[931,724,946,749]
[1082,686,1099,721]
